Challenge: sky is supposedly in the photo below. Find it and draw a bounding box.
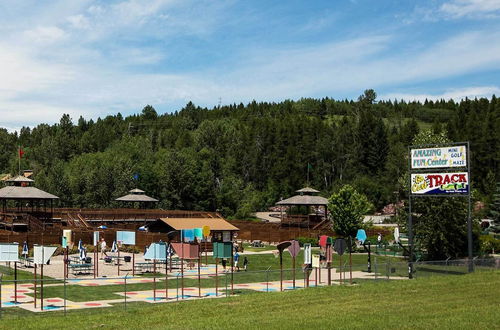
[1,0,500,130]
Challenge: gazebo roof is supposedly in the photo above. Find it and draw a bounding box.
[0,186,59,200]
[115,188,158,202]
[276,195,328,206]
[6,175,34,183]
[295,187,320,194]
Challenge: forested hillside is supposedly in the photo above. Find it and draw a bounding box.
[1,90,499,218]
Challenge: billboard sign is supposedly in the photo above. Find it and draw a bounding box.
[411,172,469,195]
[411,146,466,169]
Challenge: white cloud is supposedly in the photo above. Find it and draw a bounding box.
[440,0,500,19]
[23,26,67,44]
[380,86,500,102]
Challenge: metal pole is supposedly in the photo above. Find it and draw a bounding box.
[231,245,234,295]
[349,237,353,285]
[124,273,127,310]
[292,257,296,289]
[215,258,218,297]
[34,264,37,308]
[266,267,270,292]
[0,274,2,319]
[64,275,67,316]
[165,243,168,300]
[153,258,156,301]
[467,141,473,273]
[198,243,201,298]
[41,264,43,311]
[132,248,135,277]
[408,194,414,279]
[14,262,17,304]
[408,146,414,279]
[339,255,342,285]
[118,247,120,276]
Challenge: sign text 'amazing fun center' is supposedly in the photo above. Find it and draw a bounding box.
[411,146,466,169]
[411,172,469,195]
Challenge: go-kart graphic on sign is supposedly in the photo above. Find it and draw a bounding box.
[411,172,469,195]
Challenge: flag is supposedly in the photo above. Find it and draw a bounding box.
[19,148,24,158]
[22,241,29,256]
[307,163,312,170]
[133,173,139,180]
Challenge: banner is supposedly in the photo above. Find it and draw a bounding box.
[411,172,469,195]
[411,146,466,169]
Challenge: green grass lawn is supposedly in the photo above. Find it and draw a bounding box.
[0,270,498,329]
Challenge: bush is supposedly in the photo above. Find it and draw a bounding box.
[296,237,319,247]
[480,235,500,254]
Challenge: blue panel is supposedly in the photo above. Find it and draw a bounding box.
[144,242,167,260]
[116,231,136,245]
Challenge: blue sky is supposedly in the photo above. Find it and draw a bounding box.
[1,0,500,130]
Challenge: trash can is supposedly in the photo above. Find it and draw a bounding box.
[124,256,131,262]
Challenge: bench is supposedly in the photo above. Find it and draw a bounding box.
[134,262,155,273]
[69,263,93,275]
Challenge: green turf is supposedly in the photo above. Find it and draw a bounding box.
[0,271,498,329]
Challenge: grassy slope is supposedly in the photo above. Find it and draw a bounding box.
[1,271,498,329]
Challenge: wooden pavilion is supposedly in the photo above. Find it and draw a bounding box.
[0,175,59,231]
[276,187,329,229]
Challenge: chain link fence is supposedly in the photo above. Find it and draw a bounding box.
[0,257,497,319]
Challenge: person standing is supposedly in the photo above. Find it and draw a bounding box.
[234,252,240,271]
[100,238,108,259]
[243,256,248,271]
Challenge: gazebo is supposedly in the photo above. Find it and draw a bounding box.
[276,187,329,229]
[0,175,59,231]
[115,188,159,208]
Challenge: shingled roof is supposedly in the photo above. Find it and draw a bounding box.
[115,188,159,202]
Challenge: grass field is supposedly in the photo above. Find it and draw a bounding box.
[0,270,498,329]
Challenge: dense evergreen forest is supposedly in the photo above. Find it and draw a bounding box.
[1,90,499,218]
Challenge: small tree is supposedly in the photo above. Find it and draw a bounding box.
[328,185,373,238]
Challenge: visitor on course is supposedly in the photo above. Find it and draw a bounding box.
[221,258,227,271]
[243,256,248,271]
[234,252,240,271]
[377,233,382,247]
[100,238,108,259]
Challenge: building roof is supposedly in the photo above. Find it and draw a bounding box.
[115,188,158,202]
[6,175,34,183]
[276,195,328,206]
[295,187,320,194]
[0,186,59,200]
[159,218,239,231]
[115,194,159,202]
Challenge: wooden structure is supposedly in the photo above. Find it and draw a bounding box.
[115,188,158,208]
[0,176,59,231]
[147,217,239,241]
[276,187,329,229]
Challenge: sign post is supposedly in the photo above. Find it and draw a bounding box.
[287,240,300,289]
[408,143,472,277]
